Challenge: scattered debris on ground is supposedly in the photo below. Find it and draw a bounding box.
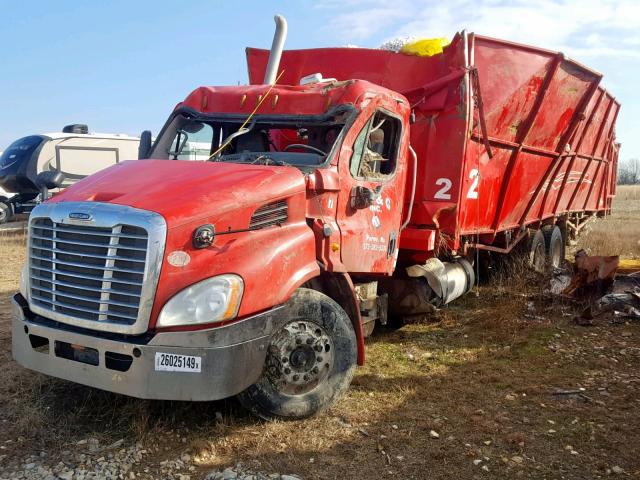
[548,250,640,326]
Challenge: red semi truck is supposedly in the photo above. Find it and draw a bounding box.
[12,17,619,419]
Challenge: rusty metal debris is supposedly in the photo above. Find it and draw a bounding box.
[563,249,619,297]
[550,250,640,325]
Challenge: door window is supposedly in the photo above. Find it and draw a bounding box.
[350,110,401,179]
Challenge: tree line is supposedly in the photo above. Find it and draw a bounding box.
[618,158,640,185]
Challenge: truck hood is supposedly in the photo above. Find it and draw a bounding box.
[50,160,307,228]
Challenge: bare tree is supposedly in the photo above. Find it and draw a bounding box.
[618,158,640,185]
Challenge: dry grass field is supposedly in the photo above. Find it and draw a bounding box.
[0,187,638,479]
[575,185,640,259]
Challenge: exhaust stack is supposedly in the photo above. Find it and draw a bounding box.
[263,15,288,85]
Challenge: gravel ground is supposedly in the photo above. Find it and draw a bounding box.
[1,438,303,480]
[2,439,163,480]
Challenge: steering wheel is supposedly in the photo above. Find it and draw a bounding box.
[283,143,327,156]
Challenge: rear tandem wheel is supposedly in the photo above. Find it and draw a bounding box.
[542,225,565,269]
[528,229,547,274]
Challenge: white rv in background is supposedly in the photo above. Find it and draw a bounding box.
[0,125,140,223]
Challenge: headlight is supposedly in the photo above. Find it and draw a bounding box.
[19,263,28,299]
[156,275,243,328]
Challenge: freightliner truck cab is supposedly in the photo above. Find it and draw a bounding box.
[12,16,473,419]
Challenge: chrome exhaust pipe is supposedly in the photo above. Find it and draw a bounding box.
[264,14,288,85]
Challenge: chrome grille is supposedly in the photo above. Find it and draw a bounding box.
[27,202,167,334]
[30,219,147,325]
[249,200,288,230]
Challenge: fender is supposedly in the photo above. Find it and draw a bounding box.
[150,218,320,330]
[308,272,366,366]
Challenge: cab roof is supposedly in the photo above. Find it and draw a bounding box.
[179,80,406,117]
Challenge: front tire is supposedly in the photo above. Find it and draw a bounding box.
[237,288,357,420]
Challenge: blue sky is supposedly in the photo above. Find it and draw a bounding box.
[1,0,638,161]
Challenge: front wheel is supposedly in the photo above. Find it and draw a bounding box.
[237,288,357,420]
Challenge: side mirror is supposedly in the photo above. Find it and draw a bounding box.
[138,130,153,159]
[350,185,382,210]
[36,170,66,190]
[36,170,66,201]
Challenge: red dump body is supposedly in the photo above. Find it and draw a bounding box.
[247,33,620,255]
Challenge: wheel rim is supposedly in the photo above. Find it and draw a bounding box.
[265,320,334,395]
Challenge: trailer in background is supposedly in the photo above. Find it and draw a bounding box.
[0,125,139,223]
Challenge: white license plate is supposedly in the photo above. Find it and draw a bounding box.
[154,352,201,373]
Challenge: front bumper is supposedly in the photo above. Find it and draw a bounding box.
[11,294,282,401]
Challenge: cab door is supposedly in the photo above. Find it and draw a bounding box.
[336,102,409,274]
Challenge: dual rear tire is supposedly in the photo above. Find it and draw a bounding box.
[542,225,565,270]
[528,225,565,272]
